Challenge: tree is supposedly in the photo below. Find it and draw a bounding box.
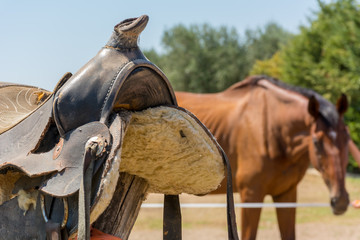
[144,22,291,93]
[143,48,164,68]
[282,0,360,99]
[155,24,250,93]
[249,51,284,79]
[245,22,293,64]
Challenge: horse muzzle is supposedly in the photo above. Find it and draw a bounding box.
[330,193,349,215]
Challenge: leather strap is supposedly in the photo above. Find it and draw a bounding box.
[221,149,239,240]
[78,144,97,239]
[163,195,181,240]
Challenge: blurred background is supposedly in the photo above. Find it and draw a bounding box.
[2,1,360,239]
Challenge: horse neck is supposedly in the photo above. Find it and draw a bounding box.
[283,110,313,164]
[256,81,314,164]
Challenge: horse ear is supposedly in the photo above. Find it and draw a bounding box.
[336,93,348,115]
[308,96,320,119]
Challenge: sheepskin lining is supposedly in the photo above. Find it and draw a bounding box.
[120,106,225,195]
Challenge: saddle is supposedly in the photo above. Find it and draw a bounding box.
[0,16,238,240]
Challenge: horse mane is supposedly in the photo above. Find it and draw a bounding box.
[227,75,339,127]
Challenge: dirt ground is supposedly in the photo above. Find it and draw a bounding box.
[128,170,360,240]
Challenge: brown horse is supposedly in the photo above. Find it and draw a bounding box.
[176,75,356,240]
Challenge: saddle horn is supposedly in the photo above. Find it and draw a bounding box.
[106,15,149,49]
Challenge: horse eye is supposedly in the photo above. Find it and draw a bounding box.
[328,131,337,141]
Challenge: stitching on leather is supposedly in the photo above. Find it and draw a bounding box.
[100,66,123,118]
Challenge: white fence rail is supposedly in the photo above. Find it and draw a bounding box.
[142,202,331,208]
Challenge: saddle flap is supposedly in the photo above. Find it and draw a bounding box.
[0,114,127,239]
[40,121,112,197]
[0,97,55,175]
[0,110,113,197]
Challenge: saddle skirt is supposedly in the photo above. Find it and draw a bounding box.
[0,15,238,240]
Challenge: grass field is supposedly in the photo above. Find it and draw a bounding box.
[129,169,360,240]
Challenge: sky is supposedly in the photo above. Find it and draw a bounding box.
[0,0,331,90]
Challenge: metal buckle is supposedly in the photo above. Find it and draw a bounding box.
[40,194,69,229]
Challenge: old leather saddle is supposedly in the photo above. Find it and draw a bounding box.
[0,15,239,240]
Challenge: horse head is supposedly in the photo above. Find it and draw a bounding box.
[307,94,349,215]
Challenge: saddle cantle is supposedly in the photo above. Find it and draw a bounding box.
[0,15,239,240]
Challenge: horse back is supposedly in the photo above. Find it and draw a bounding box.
[176,83,310,195]
[176,86,277,159]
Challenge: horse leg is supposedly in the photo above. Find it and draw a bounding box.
[240,189,264,240]
[272,186,296,240]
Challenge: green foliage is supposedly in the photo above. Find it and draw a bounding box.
[144,22,291,93]
[281,0,360,99]
[250,52,284,79]
[158,24,249,92]
[245,22,293,63]
[143,48,164,68]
